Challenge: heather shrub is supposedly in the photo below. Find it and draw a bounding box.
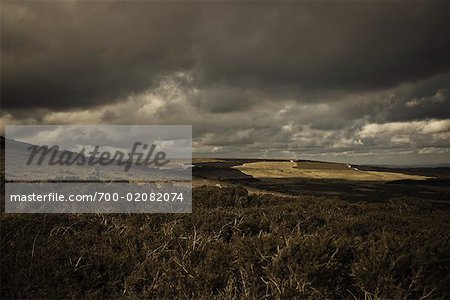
[1,186,449,299]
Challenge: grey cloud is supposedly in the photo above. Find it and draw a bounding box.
[2,1,450,165]
[2,1,450,112]
[196,2,450,91]
[2,1,200,110]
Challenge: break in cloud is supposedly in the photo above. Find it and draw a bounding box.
[1,1,450,165]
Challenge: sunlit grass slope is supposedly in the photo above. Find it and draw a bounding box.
[234,161,431,181]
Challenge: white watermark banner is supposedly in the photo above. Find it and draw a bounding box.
[5,125,192,213]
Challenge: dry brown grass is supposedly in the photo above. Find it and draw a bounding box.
[192,158,225,163]
[2,186,449,299]
[233,161,431,182]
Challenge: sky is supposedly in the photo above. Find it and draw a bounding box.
[6,125,192,158]
[1,1,450,165]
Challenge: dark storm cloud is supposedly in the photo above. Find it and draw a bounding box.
[2,1,450,165]
[314,72,450,127]
[2,1,200,110]
[2,1,450,111]
[195,2,450,92]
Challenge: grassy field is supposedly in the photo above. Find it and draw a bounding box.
[1,186,449,299]
[192,158,226,163]
[234,161,431,181]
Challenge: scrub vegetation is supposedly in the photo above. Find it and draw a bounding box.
[1,186,449,299]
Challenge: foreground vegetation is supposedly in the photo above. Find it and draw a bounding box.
[1,186,450,299]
